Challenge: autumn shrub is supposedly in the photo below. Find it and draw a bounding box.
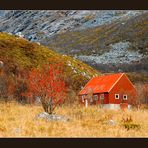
[133,83,148,109]
[121,115,141,131]
[24,63,67,114]
[123,123,141,131]
[0,72,15,102]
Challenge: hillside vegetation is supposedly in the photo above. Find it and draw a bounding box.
[0,32,99,92]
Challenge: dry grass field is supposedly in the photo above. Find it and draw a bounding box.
[0,101,148,137]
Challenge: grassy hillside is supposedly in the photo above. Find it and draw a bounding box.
[0,32,100,92]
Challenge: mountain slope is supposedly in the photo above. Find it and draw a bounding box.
[0,10,147,83]
[0,32,99,91]
[0,10,147,71]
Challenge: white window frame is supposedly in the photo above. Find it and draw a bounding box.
[115,94,120,99]
[123,95,128,100]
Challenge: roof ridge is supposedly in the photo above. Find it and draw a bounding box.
[79,73,125,95]
[96,73,124,78]
[108,73,124,92]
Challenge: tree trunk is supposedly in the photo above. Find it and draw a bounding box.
[48,99,53,114]
[42,102,48,113]
[41,97,49,113]
[41,96,54,114]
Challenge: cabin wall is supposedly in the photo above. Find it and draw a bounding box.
[109,74,137,104]
[90,93,109,104]
[79,93,109,105]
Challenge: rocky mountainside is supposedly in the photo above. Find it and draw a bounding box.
[0,10,146,42]
[45,12,148,73]
[0,10,147,76]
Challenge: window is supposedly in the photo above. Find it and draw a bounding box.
[115,94,119,99]
[93,95,98,101]
[123,95,128,100]
[100,94,104,100]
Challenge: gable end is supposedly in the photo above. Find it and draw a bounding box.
[108,73,124,92]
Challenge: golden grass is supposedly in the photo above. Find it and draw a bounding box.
[0,102,148,137]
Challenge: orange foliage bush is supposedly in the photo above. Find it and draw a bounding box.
[23,63,67,114]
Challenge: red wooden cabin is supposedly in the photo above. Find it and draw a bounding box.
[78,73,137,109]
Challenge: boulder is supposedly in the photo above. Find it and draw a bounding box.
[107,119,116,126]
[35,112,70,122]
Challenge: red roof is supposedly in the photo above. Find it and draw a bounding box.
[79,73,124,95]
